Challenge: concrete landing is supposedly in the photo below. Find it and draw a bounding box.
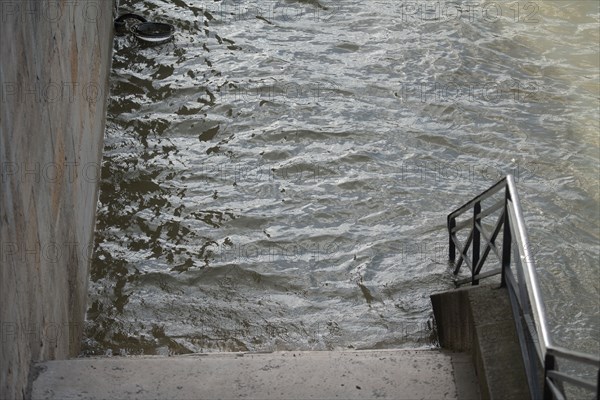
[31,350,480,400]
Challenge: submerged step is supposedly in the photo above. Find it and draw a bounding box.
[31,349,479,400]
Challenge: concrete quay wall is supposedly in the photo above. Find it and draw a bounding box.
[431,284,530,399]
[0,1,115,398]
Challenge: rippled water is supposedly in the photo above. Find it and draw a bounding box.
[84,0,599,357]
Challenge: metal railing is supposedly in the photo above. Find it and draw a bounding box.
[447,175,599,400]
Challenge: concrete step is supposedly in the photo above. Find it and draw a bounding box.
[31,349,480,400]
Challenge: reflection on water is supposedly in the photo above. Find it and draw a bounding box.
[84,0,599,356]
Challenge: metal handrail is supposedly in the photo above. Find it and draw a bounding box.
[447,175,600,400]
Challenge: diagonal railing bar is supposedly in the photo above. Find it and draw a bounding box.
[472,209,505,276]
[447,175,599,400]
[451,230,473,274]
[454,206,504,271]
[474,221,501,266]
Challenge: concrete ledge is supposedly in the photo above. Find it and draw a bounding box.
[31,350,480,400]
[431,285,529,400]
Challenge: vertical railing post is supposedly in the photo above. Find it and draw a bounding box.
[472,202,481,285]
[501,184,512,288]
[543,353,556,400]
[448,216,456,265]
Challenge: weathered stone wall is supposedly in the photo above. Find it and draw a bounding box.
[0,1,114,398]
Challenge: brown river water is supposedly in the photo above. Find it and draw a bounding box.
[83,0,599,363]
